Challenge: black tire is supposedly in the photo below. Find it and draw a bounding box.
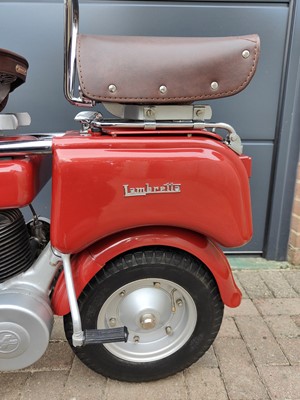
[64,247,224,382]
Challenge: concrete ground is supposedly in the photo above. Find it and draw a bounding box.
[1,263,300,400]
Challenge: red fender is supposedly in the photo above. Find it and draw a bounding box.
[51,227,241,316]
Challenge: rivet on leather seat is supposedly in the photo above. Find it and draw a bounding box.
[108,84,117,93]
[210,81,219,91]
[159,85,167,94]
[242,50,250,59]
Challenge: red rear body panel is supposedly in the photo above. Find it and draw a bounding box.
[51,132,252,254]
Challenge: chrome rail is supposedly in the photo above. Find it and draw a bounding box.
[64,0,93,107]
[91,119,243,155]
[93,120,237,134]
[0,139,53,155]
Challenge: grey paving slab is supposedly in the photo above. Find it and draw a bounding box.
[64,357,107,400]
[253,298,300,316]
[50,316,66,342]
[0,372,30,400]
[235,316,288,366]
[224,298,260,317]
[282,270,300,294]
[217,316,241,339]
[291,314,300,327]
[194,345,219,368]
[20,370,69,400]
[259,270,299,298]
[234,271,273,299]
[258,365,300,400]
[277,337,300,365]
[213,337,270,400]
[184,367,228,400]
[105,372,188,400]
[265,315,300,338]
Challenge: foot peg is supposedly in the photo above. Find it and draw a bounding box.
[83,327,129,345]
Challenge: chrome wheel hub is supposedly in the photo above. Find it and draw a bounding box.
[97,278,197,362]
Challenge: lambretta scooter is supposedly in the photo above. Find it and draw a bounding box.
[0,0,260,382]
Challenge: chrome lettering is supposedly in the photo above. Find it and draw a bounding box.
[123,183,181,197]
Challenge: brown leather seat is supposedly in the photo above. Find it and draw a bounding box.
[77,34,260,104]
[0,48,28,111]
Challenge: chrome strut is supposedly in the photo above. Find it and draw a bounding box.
[56,251,128,347]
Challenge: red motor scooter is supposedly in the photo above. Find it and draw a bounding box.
[0,0,259,382]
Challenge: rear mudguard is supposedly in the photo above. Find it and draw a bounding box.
[51,227,241,315]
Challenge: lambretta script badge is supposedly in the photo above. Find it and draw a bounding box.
[123,183,181,197]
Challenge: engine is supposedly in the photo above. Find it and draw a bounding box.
[0,209,33,282]
[0,208,54,371]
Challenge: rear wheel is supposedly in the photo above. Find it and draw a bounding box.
[64,247,224,382]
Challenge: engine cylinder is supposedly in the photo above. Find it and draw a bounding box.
[0,209,33,282]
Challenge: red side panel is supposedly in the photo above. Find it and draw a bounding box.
[51,134,252,254]
[51,227,242,315]
[0,136,51,208]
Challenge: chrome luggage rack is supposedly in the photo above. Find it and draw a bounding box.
[73,106,243,155]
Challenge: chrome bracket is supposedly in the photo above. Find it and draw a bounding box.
[103,103,212,122]
[225,131,243,155]
[74,111,103,133]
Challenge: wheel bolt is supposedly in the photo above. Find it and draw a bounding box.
[165,326,173,336]
[153,282,161,288]
[109,318,116,327]
[133,335,140,343]
[176,299,183,307]
[119,290,126,297]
